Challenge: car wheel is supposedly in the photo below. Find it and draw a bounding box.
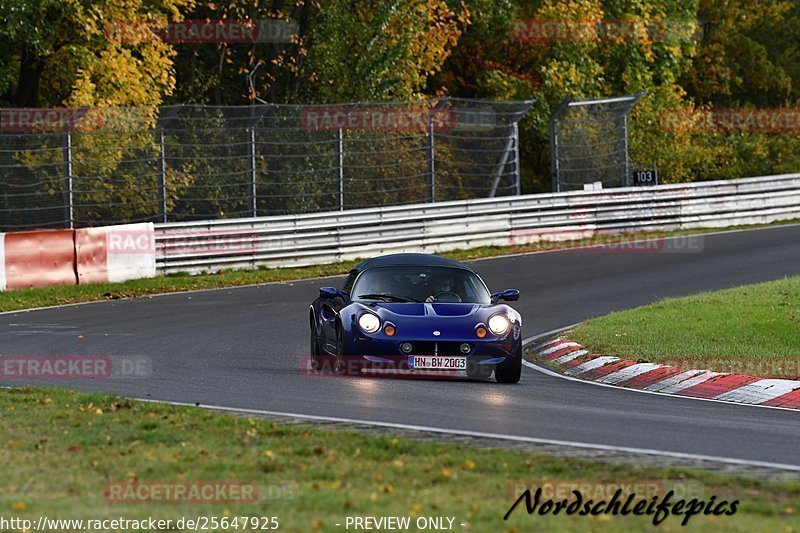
[310,320,321,370]
[334,326,349,375]
[466,359,493,380]
[495,345,522,384]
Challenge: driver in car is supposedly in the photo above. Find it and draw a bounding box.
[425,274,457,302]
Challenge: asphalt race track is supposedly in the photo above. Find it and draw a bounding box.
[2,224,800,468]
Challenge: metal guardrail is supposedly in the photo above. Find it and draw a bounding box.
[154,174,800,274]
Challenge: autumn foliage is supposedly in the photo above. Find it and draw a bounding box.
[1,0,799,192]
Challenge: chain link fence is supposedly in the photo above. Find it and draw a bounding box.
[0,99,533,231]
[550,92,643,192]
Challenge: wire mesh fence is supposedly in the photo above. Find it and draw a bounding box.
[0,99,533,231]
[550,92,643,192]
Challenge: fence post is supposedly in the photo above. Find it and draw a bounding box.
[514,122,521,195]
[63,131,74,229]
[249,127,257,217]
[337,128,344,210]
[621,114,630,187]
[427,120,435,202]
[549,98,571,193]
[489,127,516,197]
[549,121,558,193]
[157,129,168,223]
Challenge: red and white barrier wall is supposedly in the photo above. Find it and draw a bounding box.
[76,223,157,284]
[0,229,76,290]
[0,223,156,291]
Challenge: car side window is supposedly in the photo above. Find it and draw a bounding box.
[342,272,357,293]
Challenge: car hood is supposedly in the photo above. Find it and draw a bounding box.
[365,302,481,317]
[344,301,521,340]
[353,301,520,323]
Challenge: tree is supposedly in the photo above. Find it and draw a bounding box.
[169,0,316,105]
[433,0,702,190]
[0,0,192,108]
[303,0,468,102]
[681,0,797,107]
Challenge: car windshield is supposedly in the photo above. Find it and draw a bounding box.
[352,266,491,304]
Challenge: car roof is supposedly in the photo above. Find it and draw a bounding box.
[352,253,473,273]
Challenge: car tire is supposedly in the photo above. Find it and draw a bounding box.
[310,320,321,371]
[466,360,493,380]
[334,326,349,375]
[495,344,522,384]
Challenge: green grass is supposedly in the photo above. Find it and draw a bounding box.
[1,221,798,314]
[0,261,362,313]
[570,277,800,379]
[1,387,798,532]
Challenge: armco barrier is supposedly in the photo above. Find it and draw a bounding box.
[0,223,156,291]
[153,174,800,274]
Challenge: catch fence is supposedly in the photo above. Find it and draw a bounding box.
[0,99,533,231]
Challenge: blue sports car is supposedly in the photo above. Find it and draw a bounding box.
[309,253,522,383]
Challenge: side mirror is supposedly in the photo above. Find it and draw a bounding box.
[492,289,519,303]
[501,289,520,301]
[319,287,340,299]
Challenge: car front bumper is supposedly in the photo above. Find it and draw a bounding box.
[341,331,521,372]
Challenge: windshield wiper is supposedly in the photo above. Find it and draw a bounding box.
[357,293,420,303]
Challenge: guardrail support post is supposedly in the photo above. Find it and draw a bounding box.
[337,128,344,210]
[157,129,168,223]
[249,127,257,217]
[63,131,74,229]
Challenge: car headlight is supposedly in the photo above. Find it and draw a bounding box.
[358,313,381,333]
[488,314,510,335]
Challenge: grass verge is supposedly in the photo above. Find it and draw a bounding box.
[1,221,798,314]
[0,387,798,532]
[570,277,800,379]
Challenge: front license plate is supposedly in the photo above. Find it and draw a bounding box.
[410,355,467,370]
